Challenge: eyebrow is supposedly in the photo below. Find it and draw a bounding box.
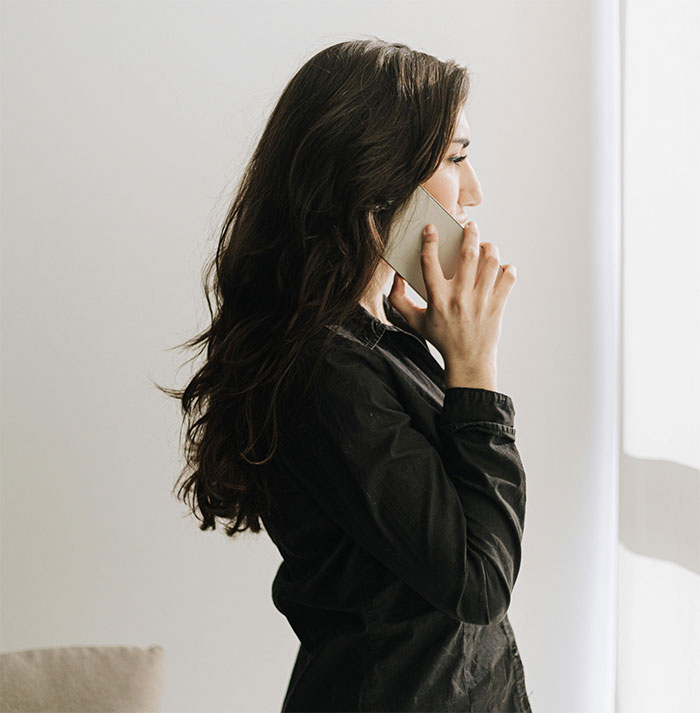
[451,137,471,148]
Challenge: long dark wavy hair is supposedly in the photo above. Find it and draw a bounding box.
[157,36,471,538]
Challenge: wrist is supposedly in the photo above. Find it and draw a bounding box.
[444,361,497,391]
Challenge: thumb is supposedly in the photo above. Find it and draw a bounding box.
[388,272,422,333]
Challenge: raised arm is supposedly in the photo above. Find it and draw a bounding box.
[277,340,527,626]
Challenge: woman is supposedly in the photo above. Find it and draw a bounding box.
[162,37,532,712]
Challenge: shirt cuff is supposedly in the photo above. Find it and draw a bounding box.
[438,387,515,430]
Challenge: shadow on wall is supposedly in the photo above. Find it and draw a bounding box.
[618,453,700,574]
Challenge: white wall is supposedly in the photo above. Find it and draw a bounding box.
[1,1,619,711]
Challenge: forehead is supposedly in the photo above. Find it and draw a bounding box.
[453,107,470,137]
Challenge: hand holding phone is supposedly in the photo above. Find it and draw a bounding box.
[383,186,517,387]
[382,185,467,303]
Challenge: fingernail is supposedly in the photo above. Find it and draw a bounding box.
[423,224,434,235]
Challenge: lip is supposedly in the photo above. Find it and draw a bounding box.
[455,213,469,224]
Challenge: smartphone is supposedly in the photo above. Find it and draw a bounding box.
[382,185,471,303]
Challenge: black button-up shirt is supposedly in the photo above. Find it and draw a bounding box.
[262,293,533,712]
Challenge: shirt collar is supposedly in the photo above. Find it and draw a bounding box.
[333,294,426,350]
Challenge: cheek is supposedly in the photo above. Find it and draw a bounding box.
[424,169,460,202]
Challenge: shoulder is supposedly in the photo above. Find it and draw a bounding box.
[284,327,396,418]
[299,325,388,378]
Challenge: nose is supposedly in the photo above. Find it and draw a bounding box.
[460,172,484,209]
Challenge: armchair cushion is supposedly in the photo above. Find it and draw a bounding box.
[0,644,165,712]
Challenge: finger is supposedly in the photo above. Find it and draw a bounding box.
[388,272,423,332]
[474,244,501,298]
[493,263,517,300]
[420,224,446,305]
[452,222,481,289]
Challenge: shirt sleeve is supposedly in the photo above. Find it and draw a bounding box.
[276,337,527,626]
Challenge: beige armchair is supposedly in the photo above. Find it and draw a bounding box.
[0,645,165,713]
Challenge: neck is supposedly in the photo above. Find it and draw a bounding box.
[359,261,394,325]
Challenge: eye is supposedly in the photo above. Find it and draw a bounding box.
[449,154,468,165]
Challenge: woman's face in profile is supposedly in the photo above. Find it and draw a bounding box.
[420,106,483,225]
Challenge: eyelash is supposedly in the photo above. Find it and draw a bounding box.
[450,154,468,164]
